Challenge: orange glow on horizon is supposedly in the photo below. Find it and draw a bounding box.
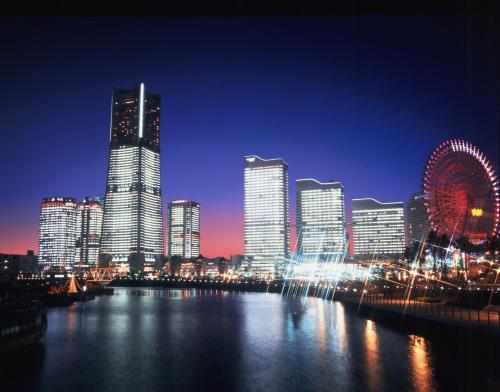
[2,211,347,259]
[200,211,244,258]
[0,222,38,255]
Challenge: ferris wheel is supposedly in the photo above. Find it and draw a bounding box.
[423,139,500,242]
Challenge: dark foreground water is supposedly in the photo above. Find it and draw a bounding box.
[2,288,499,392]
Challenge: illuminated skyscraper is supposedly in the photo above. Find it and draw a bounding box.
[244,155,289,276]
[100,83,164,272]
[167,200,200,259]
[38,197,77,269]
[406,192,429,245]
[352,198,405,259]
[296,179,346,259]
[75,196,104,268]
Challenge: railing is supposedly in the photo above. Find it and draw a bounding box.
[342,293,500,328]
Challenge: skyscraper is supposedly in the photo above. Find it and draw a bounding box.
[167,200,200,259]
[75,196,104,268]
[296,179,346,259]
[352,198,405,259]
[100,83,164,273]
[38,197,77,270]
[406,192,429,245]
[244,155,289,276]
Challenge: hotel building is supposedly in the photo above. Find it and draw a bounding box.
[167,200,200,259]
[100,83,164,272]
[405,192,429,246]
[296,179,346,260]
[244,155,289,276]
[352,198,405,259]
[38,197,78,269]
[75,196,104,268]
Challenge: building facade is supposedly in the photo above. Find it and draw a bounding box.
[352,198,405,259]
[244,155,290,276]
[167,200,200,259]
[38,197,78,269]
[1,251,38,276]
[75,196,104,268]
[100,84,164,272]
[296,179,346,260]
[405,192,429,245]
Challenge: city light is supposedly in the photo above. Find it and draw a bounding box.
[1,15,499,392]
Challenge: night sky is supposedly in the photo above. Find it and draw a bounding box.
[0,16,498,257]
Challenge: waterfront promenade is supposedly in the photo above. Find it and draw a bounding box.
[339,293,500,335]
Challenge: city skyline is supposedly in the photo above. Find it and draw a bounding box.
[1,12,500,392]
[1,17,498,258]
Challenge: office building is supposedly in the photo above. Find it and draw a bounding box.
[244,155,290,276]
[406,192,429,245]
[352,198,405,259]
[38,197,77,269]
[167,200,200,259]
[75,196,104,268]
[100,83,164,272]
[296,179,346,259]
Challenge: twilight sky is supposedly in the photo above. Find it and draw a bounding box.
[0,16,498,257]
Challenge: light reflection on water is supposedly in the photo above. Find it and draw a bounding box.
[364,319,383,390]
[125,288,229,299]
[408,335,436,392]
[1,288,497,392]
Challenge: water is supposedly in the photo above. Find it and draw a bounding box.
[2,288,499,391]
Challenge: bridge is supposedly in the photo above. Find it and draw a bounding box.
[86,267,120,283]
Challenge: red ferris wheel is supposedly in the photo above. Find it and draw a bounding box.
[423,139,500,242]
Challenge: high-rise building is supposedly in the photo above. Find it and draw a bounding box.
[75,203,82,264]
[296,179,346,259]
[167,200,200,259]
[352,198,405,259]
[38,197,78,269]
[406,192,429,245]
[244,155,289,276]
[75,196,104,268]
[100,83,164,272]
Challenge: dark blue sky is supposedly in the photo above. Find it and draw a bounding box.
[0,16,498,256]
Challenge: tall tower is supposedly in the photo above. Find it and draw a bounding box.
[244,155,289,277]
[352,198,405,259]
[38,197,77,270]
[75,196,104,268]
[167,200,200,259]
[100,83,164,273]
[296,179,346,260]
